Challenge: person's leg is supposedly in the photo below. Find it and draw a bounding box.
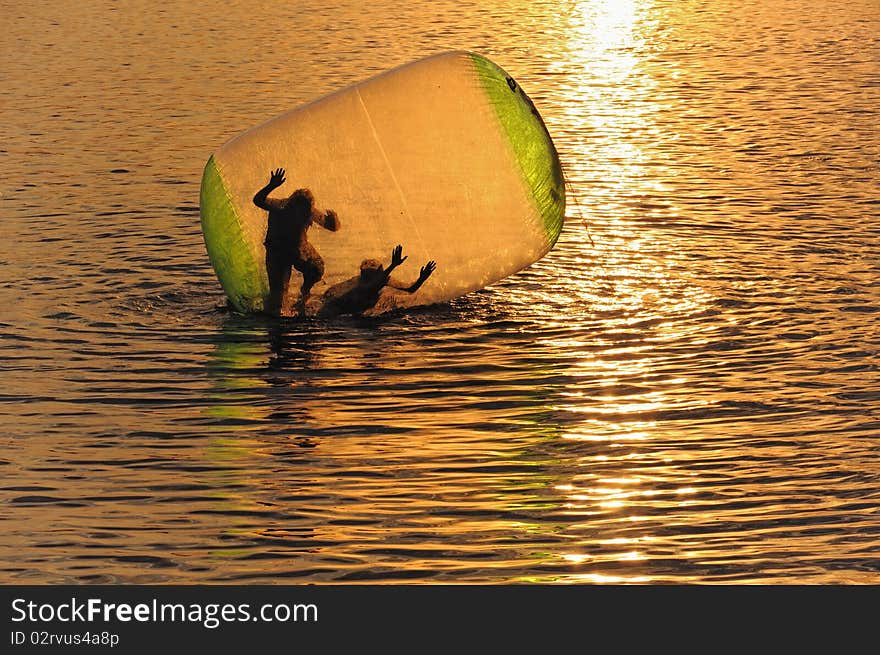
[278,264,294,316]
[265,251,283,316]
[295,255,325,317]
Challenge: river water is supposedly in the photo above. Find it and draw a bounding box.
[1,0,878,583]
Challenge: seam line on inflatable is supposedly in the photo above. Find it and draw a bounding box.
[355,88,429,257]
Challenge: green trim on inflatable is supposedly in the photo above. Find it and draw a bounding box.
[469,52,566,247]
[200,156,267,313]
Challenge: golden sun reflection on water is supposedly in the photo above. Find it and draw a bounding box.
[542,0,725,582]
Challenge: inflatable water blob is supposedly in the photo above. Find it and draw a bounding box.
[200,50,565,315]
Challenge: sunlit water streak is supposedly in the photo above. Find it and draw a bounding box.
[1,0,878,584]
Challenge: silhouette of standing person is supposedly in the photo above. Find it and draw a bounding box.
[253,168,340,316]
[318,245,436,318]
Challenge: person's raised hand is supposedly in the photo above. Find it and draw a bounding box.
[391,244,408,267]
[269,168,286,187]
[419,261,436,281]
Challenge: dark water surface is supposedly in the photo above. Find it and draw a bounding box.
[1,0,878,583]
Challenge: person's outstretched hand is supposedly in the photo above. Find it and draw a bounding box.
[324,209,340,231]
[419,261,436,281]
[391,244,408,267]
[269,168,286,188]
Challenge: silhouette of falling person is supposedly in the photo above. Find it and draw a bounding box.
[317,245,436,318]
[253,168,340,316]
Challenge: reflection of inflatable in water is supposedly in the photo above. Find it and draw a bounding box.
[205,318,326,424]
[200,315,578,577]
[200,50,565,315]
[205,331,267,423]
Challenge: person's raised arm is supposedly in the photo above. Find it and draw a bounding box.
[382,245,408,282]
[253,168,287,211]
[389,260,436,294]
